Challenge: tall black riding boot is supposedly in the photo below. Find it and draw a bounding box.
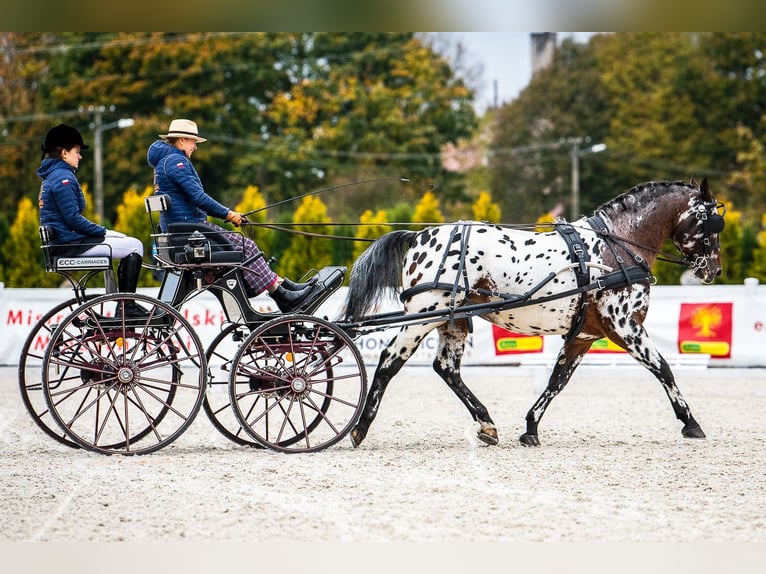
[116,253,150,318]
[270,284,313,313]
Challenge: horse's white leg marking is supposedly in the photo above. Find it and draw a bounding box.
[433,321,498,445]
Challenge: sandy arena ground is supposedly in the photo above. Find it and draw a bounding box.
[1,363,765,569]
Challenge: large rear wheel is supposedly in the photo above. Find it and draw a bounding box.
[17,295,101,449]
[42,293,207,455]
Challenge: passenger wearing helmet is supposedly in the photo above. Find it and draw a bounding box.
[37,123,148,317]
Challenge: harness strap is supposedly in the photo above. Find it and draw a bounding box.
[587,215,652,281]
[555,223,592,342]
[400,224,475,332]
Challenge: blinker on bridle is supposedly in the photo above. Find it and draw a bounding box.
[685,200,725,273]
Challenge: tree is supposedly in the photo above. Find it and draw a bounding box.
[1,197,58,288]
[277,195,333,282]
[2,33,478,233]
[471,191,501,222]
[413,191,444,224]
[353,209,391,260]
[490,36,613,223]
[113,185,158,287]
[234,185,274,255]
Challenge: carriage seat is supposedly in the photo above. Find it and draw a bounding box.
[165,223,244,265]
[39,225,117,293]
[39,226,113,273]
[145,195,243,267]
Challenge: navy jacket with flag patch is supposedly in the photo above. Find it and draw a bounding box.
[147,140,229,232]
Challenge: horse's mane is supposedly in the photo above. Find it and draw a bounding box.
[595,180,696,218]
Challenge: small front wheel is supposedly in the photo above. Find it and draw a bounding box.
[229,314,366,453]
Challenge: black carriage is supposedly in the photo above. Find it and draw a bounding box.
[19,194,366,455]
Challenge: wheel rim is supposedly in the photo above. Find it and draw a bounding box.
[42,293,206,455]
[201,323,262,447]
[17,295,105,449]
[229,314,366,453]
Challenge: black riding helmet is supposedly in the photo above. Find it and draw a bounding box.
[41,124,89,159]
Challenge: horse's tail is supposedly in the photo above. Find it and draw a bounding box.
[342,230,417,321]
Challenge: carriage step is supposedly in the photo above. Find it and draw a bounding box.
[294,265,346,314]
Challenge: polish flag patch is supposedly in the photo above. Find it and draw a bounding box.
[61,179,70,185]
[175,162,186,168]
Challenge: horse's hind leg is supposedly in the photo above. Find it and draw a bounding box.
[433,321,498,445]
[612,326,705,439]
[520,337,593,447]
[350,324,433,448]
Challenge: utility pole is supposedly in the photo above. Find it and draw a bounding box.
[568,137,606,220]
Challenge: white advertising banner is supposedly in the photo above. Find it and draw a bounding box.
[1,283,765,367]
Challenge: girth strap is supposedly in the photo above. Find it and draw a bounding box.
[555,223,592,342]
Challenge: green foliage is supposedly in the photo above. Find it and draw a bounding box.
[490,32,766,283]
[1,197,58,288]
[0,33,476,230]
[276,195,332,282]
[353,209,392,260]
[471,191,501,222]
[413,191,444,224]
[113,185,158,287]
[234,185,274,254]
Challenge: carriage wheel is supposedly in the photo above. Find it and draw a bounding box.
[42,293,207,455]
[229,314,367,453]
[17,295,103,449]
[201,323,262,447]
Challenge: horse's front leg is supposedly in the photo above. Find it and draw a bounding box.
[350,324,430,448]
[433,321,498,445]
[520,337,593,447]
[613,325,705,439]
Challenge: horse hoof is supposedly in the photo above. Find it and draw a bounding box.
[682,423,706,439]
[477,426,499,446]
[519,433,540,447]
[349,427,364,448]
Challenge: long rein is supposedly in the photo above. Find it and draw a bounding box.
[239,218,694,271]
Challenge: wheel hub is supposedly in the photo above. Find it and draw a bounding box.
[117,366,136,384]
[291,377,307,393]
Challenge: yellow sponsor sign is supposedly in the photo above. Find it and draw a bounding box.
[495,336,544,353]
[679,340,731,356]
[590,337,625,353]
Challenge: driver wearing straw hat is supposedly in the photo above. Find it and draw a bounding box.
[147,118,318,313]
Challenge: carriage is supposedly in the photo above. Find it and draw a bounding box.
[18,179,725,455]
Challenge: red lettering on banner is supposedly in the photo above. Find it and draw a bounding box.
[7,308,46,326]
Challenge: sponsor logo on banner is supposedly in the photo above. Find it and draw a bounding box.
[589,337,626,353]
[491,325,544,354]
[677,302,733,358]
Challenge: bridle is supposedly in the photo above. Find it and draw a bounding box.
[682,199,725,275]
[586,197,725,276]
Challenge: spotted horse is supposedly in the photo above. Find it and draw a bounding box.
[341,179,725,447]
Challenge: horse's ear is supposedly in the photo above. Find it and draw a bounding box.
[690,175,698,186]
[700,178,712,200]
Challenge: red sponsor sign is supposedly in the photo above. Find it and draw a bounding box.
[677,302,733,358]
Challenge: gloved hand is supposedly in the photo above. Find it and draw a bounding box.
[105,229,126,238]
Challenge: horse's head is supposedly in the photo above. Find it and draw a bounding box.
[672,178,724,284]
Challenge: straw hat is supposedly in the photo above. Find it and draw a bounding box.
[159,119,207,143]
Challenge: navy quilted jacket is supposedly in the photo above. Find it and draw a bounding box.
[147,140,229,231]
[37,158,106,245]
